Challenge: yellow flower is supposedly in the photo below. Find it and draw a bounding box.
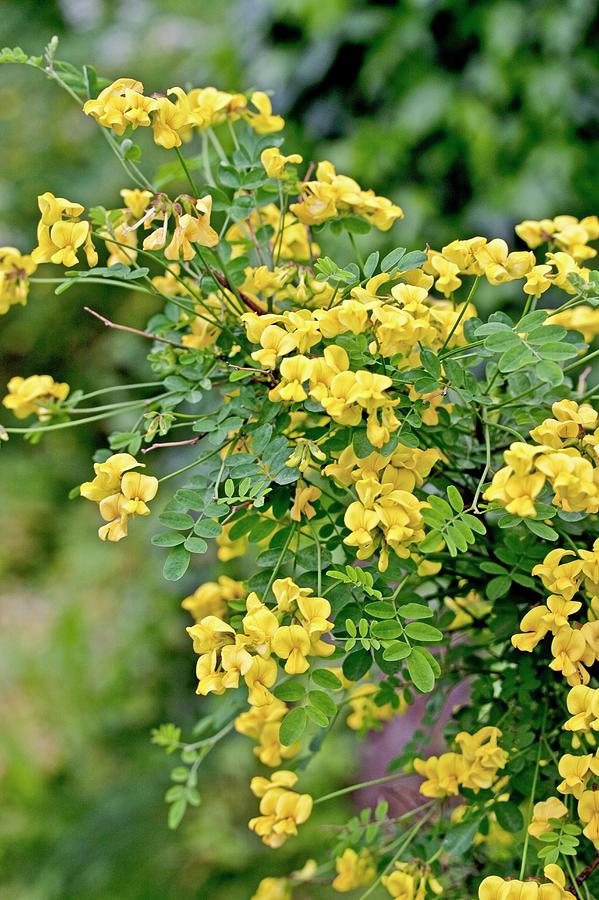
[31,192,97,268]
[235,699,300,767]
[186,615,235,655]
[83,78,153,134]
[549,305,599,344]
[249,770,312,848]
[474,238,535,284]
[151,89,191,148]
[290,484,321,521]
[251,877,291,900]
[80,453,158,543]
[346,683,404,731]
[0,247,37,315]
[245,656,278,707]
[332,849,375,893]
[413,752,467,798]
[578,789,599,847]
[246,91,285,134]
[243,594,280,653]
[261,147,303,179]
[2,374,69,420]
[181,576,244,622]
[429,252,462,295]
[272,624,312,674]
[251,324,298,369]
[562,685,599,732]
[524,264,553,297]
[557,752,599,798]
[528,796,568,836]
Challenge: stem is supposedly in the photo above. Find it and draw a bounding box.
[142,436,201,454]
[314,771,412,805]
[440,276,479,352]
[308,520,322,596]
[4,404,148,434]
[519,703,548,879]
[471,414,491,513]
[77,382,163,401]
[349,233,364,270]
[264,525,296,598]
[201,133,214,186]
[207,128,228,163]
[84,307,187,349]
[175,146,200,196]
[158,441,233,483]
[358,807,436,900]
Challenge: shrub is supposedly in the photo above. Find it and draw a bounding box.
[3,38,599,899]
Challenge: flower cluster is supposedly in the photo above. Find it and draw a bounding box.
[80,453,159,541]
[31,191,97,269]
[512,544,599,683]
[383,861,443,899]
[248,770,313,848]
[484,401,599,517]
[83,78,281,148]
[414,727,508,798]
[479,865,575,899]
[0,246,36,315]
[186,578,333,701]
[2,374,69,420]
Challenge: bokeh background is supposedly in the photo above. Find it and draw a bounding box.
[2,1,599,897]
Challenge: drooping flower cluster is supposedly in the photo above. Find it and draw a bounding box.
[512,543,599,684]
[248,770,313,848]
[80,453,158,541]
[414,727,508,798]
[186,578,333,702]
[484,401,599,517]
[31,191,97,269]
[2,374,69,420]
[0,246,36,315]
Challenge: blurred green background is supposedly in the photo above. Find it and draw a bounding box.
[2,1,599,897]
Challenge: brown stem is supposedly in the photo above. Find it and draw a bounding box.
[577,853,599,886]
[210,269,264,315]
[84,307,187,349]
[141,436,201,454]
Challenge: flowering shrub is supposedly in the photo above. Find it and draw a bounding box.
[3,38,599,898]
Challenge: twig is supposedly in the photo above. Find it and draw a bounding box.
[84,307,187,349]
[210,269,264,315]
[141,436,202,454]
[577,853,599,886]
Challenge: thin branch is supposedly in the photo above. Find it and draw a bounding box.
[210,269,264,315]
[577,853,599,886]
[84,307,186,349]
[141,436,202,454]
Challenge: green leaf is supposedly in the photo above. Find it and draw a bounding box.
[193,519,223,538]
[494,802,524,833]
[159,511,195,531]
[364,251,380,278]
[364,601,396,619]
[442,815,485,854]
[404,622,443,642]
[486,575,512,600]
[168,797,187,830]
[447,485,464,513]
[343,649,372,681]
[371,621,404,639]
[308,690,337,719]
[163,546,191,581]
[381,247,406,272]
[279,707,307,746]
[184,536,208,554]
[273,681,306,702]
[397,603,433,620]
[407,647,435,692]
[305,705,330,727]
[484,331,521,351]
[311,669,343,690]
[151,532,186,547]
[382,641,412,661]
[525,519,559,541]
